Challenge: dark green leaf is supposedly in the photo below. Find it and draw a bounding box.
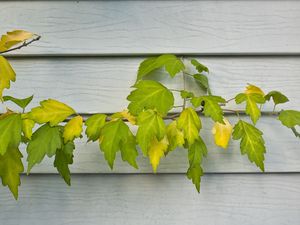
[3,95,33,110]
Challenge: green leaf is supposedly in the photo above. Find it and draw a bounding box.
[0,56,16,100]
[127,80,174,116]
[3,95,33,110]
[21,118,35,140]
[0,113,22,155]
[191,96,225,123]
[99,119,138,169]
[177,108,201,145]
[0,147,24,199]
[191,59,209,73]
[136,54,184,81]
[136,110,166,155]
[265,91,289,106]
[187,137,207,193]
[279,110,300,128]
[54,141,75,186]
[26,123,62,173]
[235,93,265,124]
[180,90,194,99]
[85,114,107,142]
[166,121,185,153]
[232,120,266,171]
[28,99,75,126]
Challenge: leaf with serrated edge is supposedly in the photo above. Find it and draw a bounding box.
[0,30,34,51]
[278,110,300,128]
[245,84,265,96]
[191,96,225,123]
[177,108,201,146]
[212,118,233,149]
[265,91,289,106]
[127,80,174,116]
[99,119,138,169]
[0,113,22,155]
[191,59,209,73]
[166,121,185,153]
[0,147,24,199]
[148,136,169,173]
[85,114,107,142]
[3,95,33,110]
[111,110,136,125]
[22,118,35,140]
[187,137,207,192]
[136,110,166,155]
[63,116,83,143]
[29,99,75,126]
[26,124,62,173]
[54,141,75,186]
[0,56,16,99]
[232,120,266,171]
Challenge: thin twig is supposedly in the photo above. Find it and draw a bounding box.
[0,35,41,55]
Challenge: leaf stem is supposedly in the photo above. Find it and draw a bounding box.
[0,35,41,54]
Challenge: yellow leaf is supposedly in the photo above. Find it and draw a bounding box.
[245,84,265,96]
[148,136,169,173]
[212,118,233,149]
[0,30,34,51]
[166,121,184,152]
[29,99,76,126]
[0,56,16,99]
[63,116,83,143]
[111,110,136,125]
[22,118,35,140]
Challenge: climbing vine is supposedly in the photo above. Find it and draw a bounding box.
[0,30,299,199]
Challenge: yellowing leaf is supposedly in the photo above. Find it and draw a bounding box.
[177,108,201,145]
[212,118,233,149]
[148,136,169,173]
[111,110,136,125]
[166,121,184,153]
[29,99,75,126]
[63,116,83,143]
[0,56,16,99]
[22,118,35,140]
[245,84,265,96]
[0,30,34,52]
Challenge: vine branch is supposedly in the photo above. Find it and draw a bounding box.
[0,35,41,55]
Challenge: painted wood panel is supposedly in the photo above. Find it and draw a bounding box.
[1,0,300,55]
[2,56,300,113]
[1,174,299,225]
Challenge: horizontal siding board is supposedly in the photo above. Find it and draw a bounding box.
[22,116,300,173]
[2,56,300,113]
[0,0,300,55]
[1,174,300,225]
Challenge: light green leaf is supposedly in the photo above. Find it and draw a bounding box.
[235,93,265,124]
[54,141,75,186]
[0,113,22,155]
[0,147,24,199]
[191,96,225,123]
[180,90,194,99]
[278,110,300,128]
[28,99,75,126]
[127,80,174,116]
[166,121,185,153]
[3,95,33,110]
[232,120,266,171]
[191,59,209,73]
[265,91,289,106]
[22,118,35,140]
[99,119,138,169]
[148,136,169,173]
[177,108,201,146]
[85,114,107,142]
[187,137,207,192]
[26,123,62,173]
[136,54,184,81]
[193,74,211,95]
[63,115,83,143]
[0,56,16,100]
[136,110,166,155]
